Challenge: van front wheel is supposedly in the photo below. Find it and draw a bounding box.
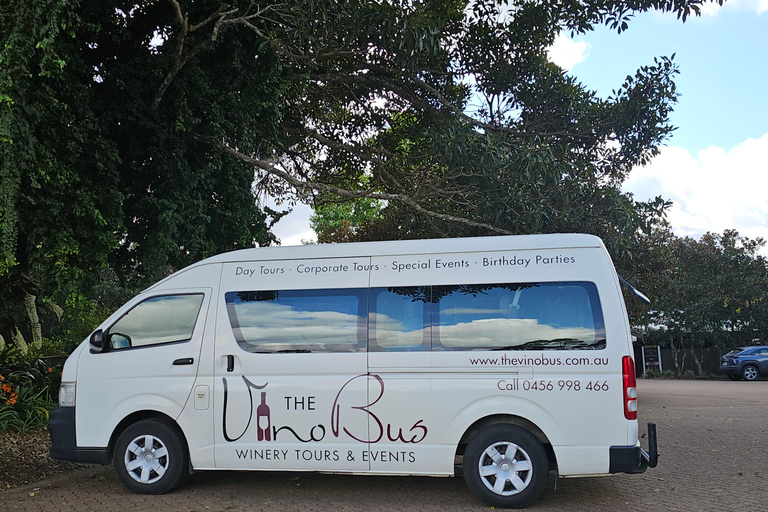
[463,425,549,508]
[114,419,187,494]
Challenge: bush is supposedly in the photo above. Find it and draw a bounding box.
[642,369,677,379]
[0,347,61,434]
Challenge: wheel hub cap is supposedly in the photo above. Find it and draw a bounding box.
[124,434,170,485]
[478,441,534,496]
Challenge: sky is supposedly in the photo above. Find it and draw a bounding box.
[548,0,768,249]
[268,0,768,250]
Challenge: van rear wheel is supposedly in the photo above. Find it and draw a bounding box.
[463,424,549,508]
[114,419,187,494]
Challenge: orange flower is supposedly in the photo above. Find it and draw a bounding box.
[5,393,17,405]
[1,383,11,394]
[48,367,53,372]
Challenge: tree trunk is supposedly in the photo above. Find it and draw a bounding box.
[678,332,688,374]
[690,347,704,376]
[670,336,680,372]
[24,292,42,350]
[12,326,28,355]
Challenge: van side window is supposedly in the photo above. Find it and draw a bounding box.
[369,287,431,351]
[107,294,204,350]
[225,289,367,353]
[433,282,605,351]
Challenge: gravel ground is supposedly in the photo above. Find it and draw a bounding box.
[3,378,767,512]
[0,429,81,491]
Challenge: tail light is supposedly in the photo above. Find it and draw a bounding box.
[622,356,638,420]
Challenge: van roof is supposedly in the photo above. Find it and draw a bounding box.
[145,233,605,292]
[201,232,597,267]
[208,233,600,263]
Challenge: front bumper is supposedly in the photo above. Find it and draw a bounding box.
[48,407,108,465]
[609,422,659,474]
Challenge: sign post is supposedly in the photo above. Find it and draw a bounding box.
[642,345,662,376]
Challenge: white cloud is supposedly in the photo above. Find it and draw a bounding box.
[261,199,317,246]
[547,34,590,71]
[700,0,768,16]
[623,133,768,249]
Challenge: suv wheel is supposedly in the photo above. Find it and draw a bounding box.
[741,365,759,381]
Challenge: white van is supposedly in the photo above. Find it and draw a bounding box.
[49,234,658,508]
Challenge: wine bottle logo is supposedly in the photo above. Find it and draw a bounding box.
[257,391,272,441]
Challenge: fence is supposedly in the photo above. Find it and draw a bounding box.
[634,345,728,376]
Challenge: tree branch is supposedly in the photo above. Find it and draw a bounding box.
[192,134,514,235]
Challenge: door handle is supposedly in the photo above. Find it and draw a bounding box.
[227,354,235,372]
[173,358,194,366]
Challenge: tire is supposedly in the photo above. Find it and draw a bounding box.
[741,365,759,381]
[114,419,188,494]
[463,425,549,509]
[727,374,741,381]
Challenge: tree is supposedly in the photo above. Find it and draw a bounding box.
[284,0,710,259]
[653,231,768,373]
[1,0,720,345]
[0,0,279,344]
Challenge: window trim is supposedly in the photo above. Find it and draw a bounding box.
[223,281,607,355]
[225,288,369,354]
[102,293,206,352]
[430,281,606,352]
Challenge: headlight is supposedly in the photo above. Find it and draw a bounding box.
[58,382,76,407]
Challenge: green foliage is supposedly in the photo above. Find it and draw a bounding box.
[629,230,768,376]
[1,0,725,388]
[642,369,677,379]
[1,0,281,347]
[302,1,698,255]
[0,347,61,434]
[654,230,768,341]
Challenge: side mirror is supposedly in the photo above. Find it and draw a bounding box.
[90,329,104,353]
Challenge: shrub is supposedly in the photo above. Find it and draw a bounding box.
[642,369,677,379]
[0,347,61,434]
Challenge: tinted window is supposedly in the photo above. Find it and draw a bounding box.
[433,282,605,350]
[108,294,204,349]
[369,287,431,351]
[226,289,367,353]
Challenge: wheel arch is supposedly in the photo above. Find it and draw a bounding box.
[107,411,190,466]
[455,414,557,470]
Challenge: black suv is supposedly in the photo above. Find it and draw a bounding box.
[719,346,768,381]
